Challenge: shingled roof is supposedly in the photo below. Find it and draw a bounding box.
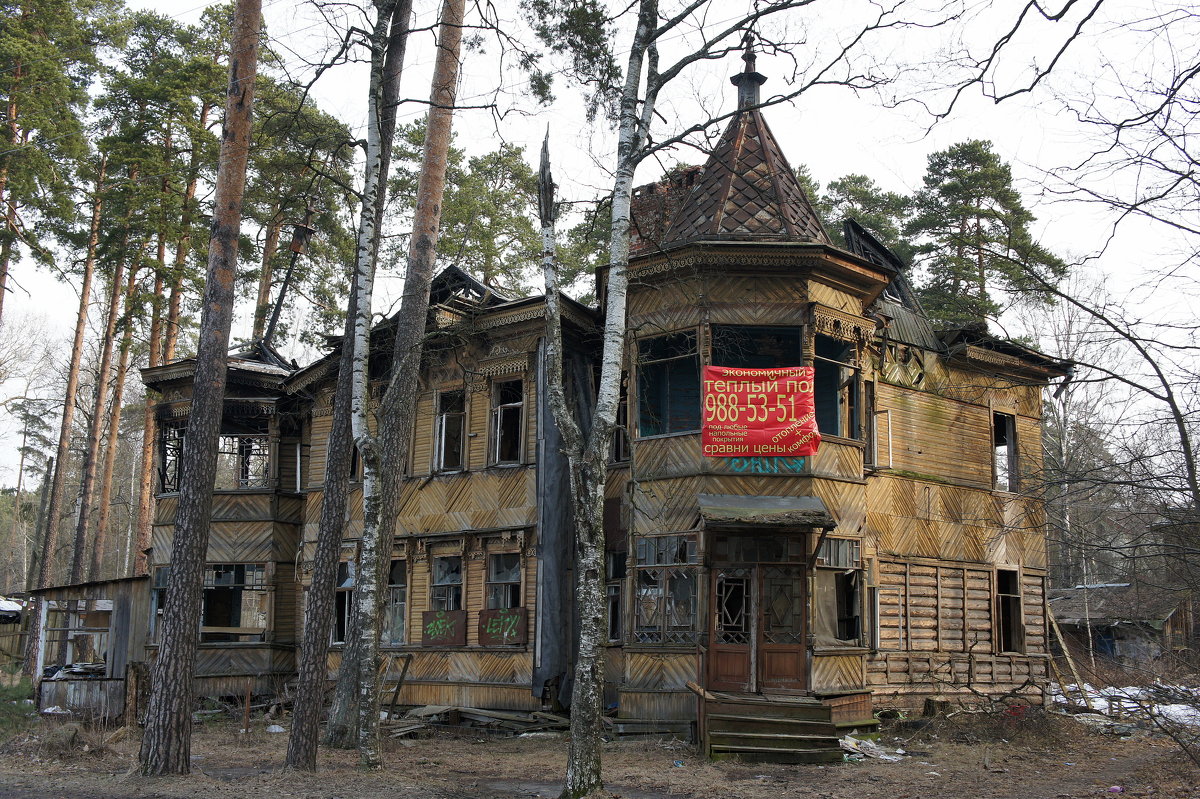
[661,107,830,248]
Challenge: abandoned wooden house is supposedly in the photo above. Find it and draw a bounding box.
[37,56,1071,761]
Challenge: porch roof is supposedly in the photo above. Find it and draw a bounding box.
[697,494,837,530]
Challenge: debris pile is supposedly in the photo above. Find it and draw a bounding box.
[381,705,572,738]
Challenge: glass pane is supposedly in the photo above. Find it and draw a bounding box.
[433,556,461,586]
[712,326,802,368]
[762,566,804,644]
[715,569,750,645]
[488,553,520,583]
[388,560,406,587]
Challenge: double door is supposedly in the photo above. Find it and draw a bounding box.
[708,561,807,692]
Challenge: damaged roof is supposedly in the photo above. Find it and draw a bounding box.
[1048,584,1191,629]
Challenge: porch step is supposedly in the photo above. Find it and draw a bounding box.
[707,713,837,736]
[708,730,841,750]
[608,717,693,738]
[706,699,831,722]
[708,744,843,764]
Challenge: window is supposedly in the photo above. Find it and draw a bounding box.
[813,335,860,439]
[996,569,1024,653]
[711,325,802,368]
[993,412,1017,491]
[159,424,185,492]
[384,560,407,645]
[486,553,521,609]
[490,380,524,464]
[431,556,462,611]
[633,535,698,644]
[611,375,631,463]
[814,538,863,646]
[332,561,355,645]
[201,564,268,642]
[150,566,170,638]
[214,435,270,489]
[636,332,700,436]
[606,551,627,643]
[435,391,466,471]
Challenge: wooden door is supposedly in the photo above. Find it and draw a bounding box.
[758,565,806,690]
[709,567,754,691]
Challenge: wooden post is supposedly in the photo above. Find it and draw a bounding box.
[1047,608,1093,712]
[241,679,253,733]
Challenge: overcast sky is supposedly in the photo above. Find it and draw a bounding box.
[2,0,1188,482]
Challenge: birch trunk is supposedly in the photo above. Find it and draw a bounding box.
[543,4,661,794]
[323,0,418,753]
[137,0,260,773]
[24,158,105,675]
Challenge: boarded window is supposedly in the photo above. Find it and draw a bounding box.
[436,391,466,471]
[636,332,700,436]
[486,553,521,609]
[997,568,1024,653]
[813,334,860,439]
[431,556,463,611]
[993,412,1017,491]
[491,380,524,464]
[201,564,268,642]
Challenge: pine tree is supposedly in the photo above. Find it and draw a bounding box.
[906,140,1066,327]
[820,173,912,263]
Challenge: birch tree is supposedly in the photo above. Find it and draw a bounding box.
[288,0,411,769]
[137,0,261,774]
[529,1,952,795]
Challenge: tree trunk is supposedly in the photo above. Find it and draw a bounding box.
[252,210,282,340]
[26,457,53,592]
[90,265,139,581]
[286,282,359,769]
[137,0,260,774]
[69,219,134,585]
[134,244,167,578]
[163,102,211,364]
[324,0,413,753]
[24,157,105,675]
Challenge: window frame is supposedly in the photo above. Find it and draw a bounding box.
[812,333,862,441]
[635,331,701,438]
[996,568,1025,653]
[485,552,522,610]
[332,561,356,646]
[435,390,467,472]
[814,538,864,647]
[632,534,699,645]
[992,411,1018,492]
[430,555,463,612]
[383,559,407,645]
[199,563,269,643]
[489,379,525,466]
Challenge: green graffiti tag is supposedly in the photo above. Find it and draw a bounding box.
[484,608,521,642]
[424,610,456,640]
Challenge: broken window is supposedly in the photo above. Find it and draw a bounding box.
[813,538,863,647]
[158,423,186,493]
[490,380,524,464]
[384,560,406,645]
[636,332,700,437]
[611,375,631,463]
[332,561,355,645]
[996,569,1024,653]
[200,564,268,642]
[813,334,860,439]
[486,553,521,609]
[150,566,170,639]
[606,550,627,643]
[214,435,270,490]
[435,391,466,471]
[633,535,698,644]
[993,412,1017,491]
[711,325,802,368]
[431,556,463,611]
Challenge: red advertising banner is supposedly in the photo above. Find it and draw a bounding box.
[701,365,821,457]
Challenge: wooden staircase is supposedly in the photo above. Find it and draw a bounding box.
[688,683,843,764]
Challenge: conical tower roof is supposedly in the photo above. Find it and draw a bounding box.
[661,45,830,247]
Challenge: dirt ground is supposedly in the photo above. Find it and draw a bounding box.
[0,712,1196,799]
